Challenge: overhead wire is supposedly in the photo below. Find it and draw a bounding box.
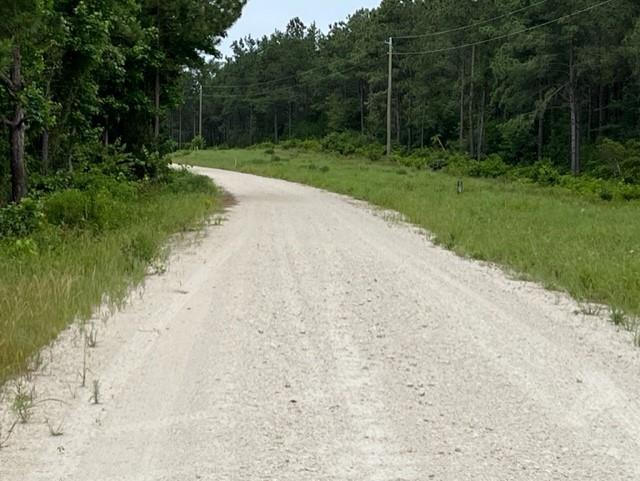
[393,0,616,56]
[393,0,549,40]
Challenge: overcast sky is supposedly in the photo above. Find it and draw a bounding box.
[220,0,382,57]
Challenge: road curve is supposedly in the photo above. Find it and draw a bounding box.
[1,167,640,480]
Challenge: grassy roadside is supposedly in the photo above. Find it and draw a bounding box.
[0,170,219,385]
[179,148,640,338]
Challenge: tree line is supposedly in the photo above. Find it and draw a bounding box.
[0,0,246,203]
[183,0,640,181]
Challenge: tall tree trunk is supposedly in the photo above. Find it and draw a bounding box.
[103,115,109,146]
[4,44,27,202]
[420,108,425,149]
[395,96,400,144]
[538,95,545,162]
[10,107,27,202]
[459,61,465,149]
[41,79,51,174]
[468,45,476,157]
[477,84,485,160]
[193,104,196,140]
[249,107,254,145]
[41,130,49,174]
[288,101,292,138]
[359,80,365,135]
[274,109,279,144]
[598,84,604,139]
[154,69,160,139]
[178,106,182,148]
[407,96,412,149]
[587,86,592,144]
[569,48,580,175]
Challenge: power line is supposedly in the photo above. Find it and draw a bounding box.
[182,63,369,103]
[393,0,549,40]
[394,0,616,56]
[201,59,371,92]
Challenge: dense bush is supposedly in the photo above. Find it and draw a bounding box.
[320,132,384,158]
[189,136,207,151]
[0,146,207,241]
[43,187,127,231]
[583,138,640,183]
[530,160,562,186]
[0,199,44,239]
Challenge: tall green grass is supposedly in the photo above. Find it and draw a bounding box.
[0,171,219,385]
[180,148,640,325]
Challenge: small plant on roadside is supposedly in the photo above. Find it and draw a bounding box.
[12,382,35,424]
[580,303,601,316]
[86,324,99,348]
[611,307,627,327]
[81,331,89,388]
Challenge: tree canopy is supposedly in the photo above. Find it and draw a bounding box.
[184,0,640,180]
[0,0,245,202]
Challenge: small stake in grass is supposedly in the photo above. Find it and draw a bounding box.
[90,380,100,405]
[46,418,64,437]
[457,179,464,194]
[86,324,98,348]
[0,419,18,449]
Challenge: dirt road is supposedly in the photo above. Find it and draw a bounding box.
[2,167,640,480]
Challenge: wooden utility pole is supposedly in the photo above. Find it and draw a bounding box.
[198,83,203,138]
[178,105,182,148]
[386,37,393,157]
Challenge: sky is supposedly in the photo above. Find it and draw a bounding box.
[219,0,382,58]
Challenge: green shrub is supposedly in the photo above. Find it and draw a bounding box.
[189,135,206,151]
[477,154,509,179]
[43,188,126,231]
[299,139,322,151]
[321,132,369,156]
[531,160,561,186]
[358,142,385,161]
[123,231,157,266]
[165,169,217,195]
[599,188,614,201]
[618,183,640,201]
[0,199,44,239]
[584,138,640,183]
[43,189,91,228]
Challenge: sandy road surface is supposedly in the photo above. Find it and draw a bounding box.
[1,167,640,480]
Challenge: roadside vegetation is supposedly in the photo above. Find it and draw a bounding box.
[179,144,640,341]
[0,161,219,385]
[0,1,246,384]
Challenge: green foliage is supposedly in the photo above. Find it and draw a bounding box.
[189,135,206,151]
[530,160,562,186]
[321,132,366,156]
[584,138,640,183]
[43,187,126,231]
[0,199,44,239]
[0,168,219,384]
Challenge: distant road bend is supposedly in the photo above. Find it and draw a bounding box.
[2,167,640,480]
